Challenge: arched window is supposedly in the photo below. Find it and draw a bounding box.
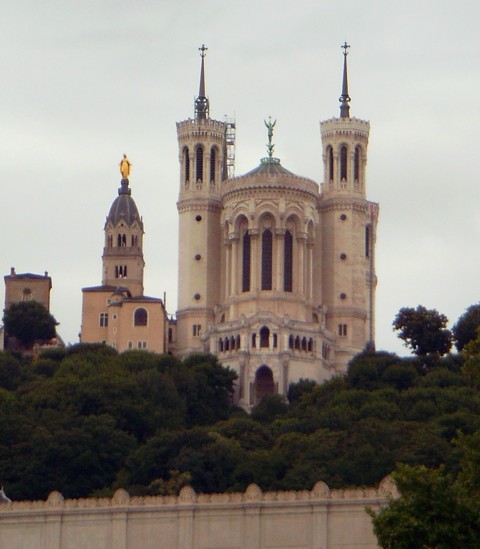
[301,337,307,351]
[260,326,270,348]
[288,335,294,349]
[22,288,32,301]
[252,333,256,348]
[242,230,251,292]
[184,147,190,183]
[107,235,113,248]
[254,366,275,405]
[236,334,241,349]
[273,334,278,348]
[284,230,293,292]
[327,146,334,181]
[261,229,273,290]
[354,146,361,181]
[115,265,127,278]
[134,308,148,326]
[295,336,300,350]
[219,338,223,352]
[340,145,348,180]
[131,235,138,247]
[117,234,127,247]
[210,147,216,182]
[230,336,235,350]
[196,146,204,182]
[308,338,313,352]
[225,337,230,351]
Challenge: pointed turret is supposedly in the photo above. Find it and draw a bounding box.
[195,44,209,119]
[176,46,226,356]
[320,44,378,370]
[339,42,351,118]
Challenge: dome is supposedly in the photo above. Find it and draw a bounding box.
[243,157,296,177]
[105,180,143,229]
[222,157,319,199]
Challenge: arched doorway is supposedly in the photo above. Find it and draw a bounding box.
[254,365,275,405]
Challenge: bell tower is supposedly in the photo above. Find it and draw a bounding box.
[102,156,145,297]
[320,43,379,367]
[176,45,227,355]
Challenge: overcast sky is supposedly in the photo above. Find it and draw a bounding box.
[1,1,479,356]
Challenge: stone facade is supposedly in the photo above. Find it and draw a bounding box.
[0,480,397,549]
[175,49,379,408]
[4,268,52,311]
[80,176,167,353]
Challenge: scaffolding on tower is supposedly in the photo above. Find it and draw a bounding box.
[224,117,236,179]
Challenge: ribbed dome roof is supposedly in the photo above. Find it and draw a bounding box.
[243,157,296,177]
[105,179,143,229]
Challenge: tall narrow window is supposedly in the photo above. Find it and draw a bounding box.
[328,146,334,181]
[242,231,251,292]
[22,288,32,301]
[261,229,273,290]
[365,225,371,258]
[260,326,270,348]
[99,312,108,327]
[340,146,348,180]
[196,146,204,182]
[134,308,148,326]
[184,147,190,182]
[284,230,293,292]
[354,146,360,181]
[210,147,216,182]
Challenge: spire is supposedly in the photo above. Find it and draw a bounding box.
[195,44,209,120]
[339,42,351,118]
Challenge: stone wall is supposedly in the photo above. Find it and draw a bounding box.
[0,479,397,549]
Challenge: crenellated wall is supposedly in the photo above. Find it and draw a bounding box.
[0,479,397,549]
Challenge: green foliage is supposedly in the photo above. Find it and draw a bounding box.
[251,394,288,423]
[5,340,480,501]
[3,301,58,349]
[287,378,317,403]
[393,305,452,356]
[453,303,480,352]
[370,462,480,548]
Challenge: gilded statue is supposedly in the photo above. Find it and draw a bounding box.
[120,154,131,179]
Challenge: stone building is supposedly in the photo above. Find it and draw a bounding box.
[1,268,62,352]
[175,44,378,407]
[80,169,167,353]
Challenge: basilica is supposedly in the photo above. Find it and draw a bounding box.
[80,45,379,408]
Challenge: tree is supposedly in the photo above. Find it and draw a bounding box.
[393,306,452,357]
[3,301,58,349]
[369,464,480,548]
[453,303,480,352]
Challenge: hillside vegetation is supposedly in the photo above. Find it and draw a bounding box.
[1,330,480,501]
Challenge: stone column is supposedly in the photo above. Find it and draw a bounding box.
[44,515,62,549]
[110,512,128,549]
[224,238,231,300]
[250,229,259,291]
[307,238,314,300]
[296,233,307,296]
[178,509,194,549]
[276,228,285,292]
[230,233,239,297]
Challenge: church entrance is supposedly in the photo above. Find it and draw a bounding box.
[254,365,275,405]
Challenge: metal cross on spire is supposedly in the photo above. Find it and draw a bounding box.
[195,44,209,119]
[339,42,351,118]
